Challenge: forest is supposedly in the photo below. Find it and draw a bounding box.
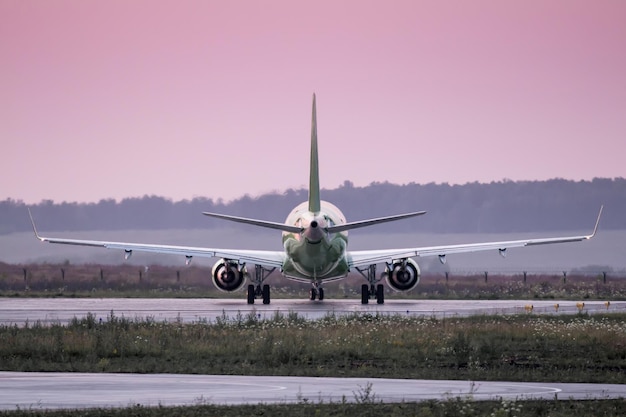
[1,177,624,235]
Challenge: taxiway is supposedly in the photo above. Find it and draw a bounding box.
[1,372,625,410]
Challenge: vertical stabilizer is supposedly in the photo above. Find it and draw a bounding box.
[308,94,321,213]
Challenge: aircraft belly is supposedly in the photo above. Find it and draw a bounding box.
[282,235,348,281]
[282,260,348,282]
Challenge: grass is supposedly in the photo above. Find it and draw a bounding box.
[1,311,625,383]
[2,398,626,417]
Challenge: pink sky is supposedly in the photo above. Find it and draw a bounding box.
[2,1,625,204]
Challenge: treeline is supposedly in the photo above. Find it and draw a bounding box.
[1,178,624,235]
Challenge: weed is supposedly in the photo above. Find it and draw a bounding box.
[353,381,377,404]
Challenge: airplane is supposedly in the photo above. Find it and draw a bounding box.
[28,94,603,305]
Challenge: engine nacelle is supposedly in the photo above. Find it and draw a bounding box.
[383,258,421,292]
[211,259,248,292]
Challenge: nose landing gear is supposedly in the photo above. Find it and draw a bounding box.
[310,282,324,301]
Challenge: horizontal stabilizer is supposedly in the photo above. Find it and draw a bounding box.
[327,211,426,233]
[202,211,302,233]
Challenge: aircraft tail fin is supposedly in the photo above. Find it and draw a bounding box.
[308,94,321,214]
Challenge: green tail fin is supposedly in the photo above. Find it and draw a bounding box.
[308,94,321,213]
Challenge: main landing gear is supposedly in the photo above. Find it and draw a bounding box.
[247,265,275,305]
[356,264,384,304]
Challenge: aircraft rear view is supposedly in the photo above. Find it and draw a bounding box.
[28,95,603,305]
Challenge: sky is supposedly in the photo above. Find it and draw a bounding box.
[2,1,625,204]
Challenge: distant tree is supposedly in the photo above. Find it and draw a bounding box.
[2,178,624,234]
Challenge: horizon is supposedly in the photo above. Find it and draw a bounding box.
[3,1,625,204]
[3,176,624,205]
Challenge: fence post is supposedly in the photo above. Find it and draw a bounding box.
[484,271,488,283]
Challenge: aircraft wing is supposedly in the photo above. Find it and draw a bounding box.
[348,206,603,268]
[28,211,285,268]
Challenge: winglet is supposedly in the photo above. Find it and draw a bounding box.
[308,93,321,214]
[27,208,45,241]
[587,205,603,239]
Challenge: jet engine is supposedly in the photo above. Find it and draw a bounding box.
[211,259,248,292]
[383,258,420,292]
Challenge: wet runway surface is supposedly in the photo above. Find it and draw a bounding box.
[1,298,624,326]
[1,372,625,410]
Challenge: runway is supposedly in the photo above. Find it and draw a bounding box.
[1,372,625,410]
[1,298,624,326]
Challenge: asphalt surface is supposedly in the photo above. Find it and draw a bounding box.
[1,298,624,326]
[1,372,625,410]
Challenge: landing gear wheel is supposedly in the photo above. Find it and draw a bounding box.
[262,284,270,305]
[310,288,318,301]
[356,265,386,304]
[376,284,384,304]
[361,284,369,304]
[318,288,324,301]
[247,284,255,305]
[247,265,275,305]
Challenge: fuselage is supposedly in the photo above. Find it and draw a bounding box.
[281,200,349,282]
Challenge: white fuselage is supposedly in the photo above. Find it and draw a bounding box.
[281,201,349,282]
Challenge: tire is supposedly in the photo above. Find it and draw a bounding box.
[262,284,270,305]
[318,288,325,301]
[310,288,317,301]
[247,284,255,304]
[376,284,384,304]
[361,284,369,304]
